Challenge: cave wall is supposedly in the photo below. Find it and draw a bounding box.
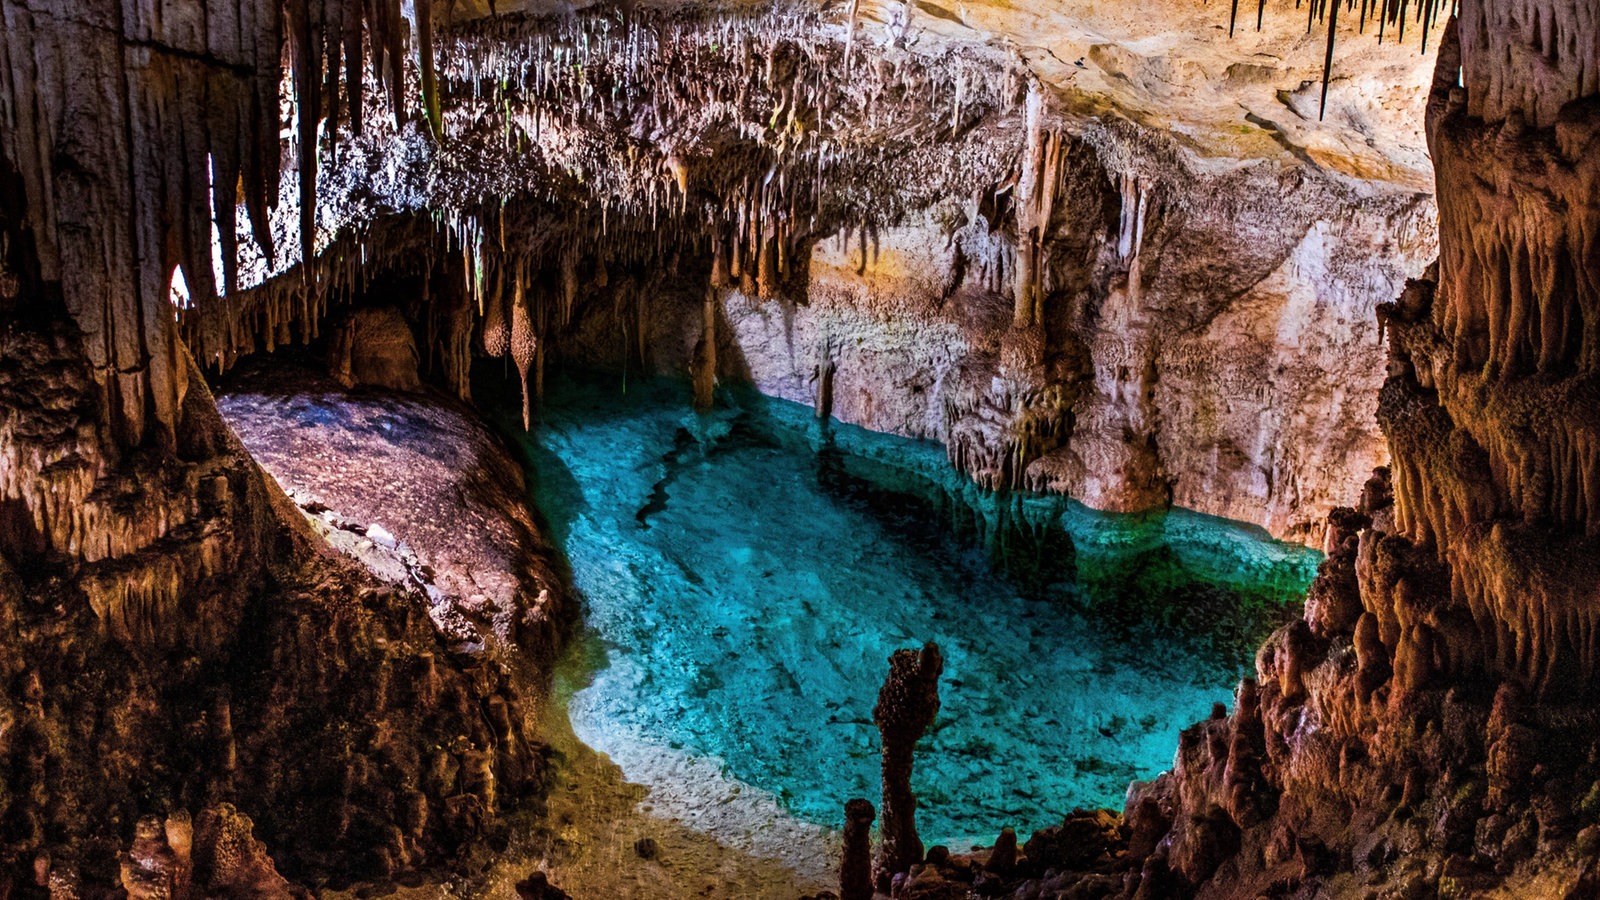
[153,3,1445,546]
[555,127,1434,542]
[1047,5,1600,897]
[703,143,1434,541]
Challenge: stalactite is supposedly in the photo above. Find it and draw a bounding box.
[511,276,537,430]
[483,264,511,358]
[1236,0,1450,117]
[559,244,579,326]
[692,287,717,411]
[416,0,443,139]
[1319,0,1341,119]
[1012,79,1060,328]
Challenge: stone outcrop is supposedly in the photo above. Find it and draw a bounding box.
[216,360,569,664]
[119,806,306,900]
[328,306,423,392]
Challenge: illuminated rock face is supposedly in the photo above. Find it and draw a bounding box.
[709,155,1432,542]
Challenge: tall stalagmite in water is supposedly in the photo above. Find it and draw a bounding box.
[872,642,943,892]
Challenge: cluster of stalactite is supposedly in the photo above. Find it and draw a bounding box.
[1242,0,1595,129]
[1372,151,1600,700]
[943,377,1077,493]
[1369,5,1600,698]
[178,4,1039,431]
[1458,0,1600,127]
[1428,92,1599,385]
[1234,0,1454,119]
[431,5,1028,297]
[0,0,435,455]
[7,0,1181,518]
[1371,16,1600,557]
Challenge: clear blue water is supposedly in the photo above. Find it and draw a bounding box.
[493,373,1319,849]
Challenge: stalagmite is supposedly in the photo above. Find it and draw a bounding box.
[872,642,943,893]
[840,798,875,900]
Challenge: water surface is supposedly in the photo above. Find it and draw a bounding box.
[497,373,1318,850]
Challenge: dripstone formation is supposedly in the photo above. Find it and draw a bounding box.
[1,0,1594,895]
[840,798,876,900]
[872,642,943,893]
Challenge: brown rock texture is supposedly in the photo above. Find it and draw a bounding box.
[872,642,943,893]
[840,798,876,900]
[216,359,569,664]
[119,806,308,900]
[328,306,423,392]
[0,313,549,891]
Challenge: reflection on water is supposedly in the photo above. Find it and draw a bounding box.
[492,371,1319,849]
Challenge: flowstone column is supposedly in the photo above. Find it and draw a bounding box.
[872,641,943,892]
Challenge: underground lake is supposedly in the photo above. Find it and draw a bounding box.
[486,371,1322,860]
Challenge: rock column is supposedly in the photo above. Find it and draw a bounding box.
[840,798,875,900]
[872,641,943,892]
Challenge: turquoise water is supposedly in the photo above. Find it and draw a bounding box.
[495,373,1319,849]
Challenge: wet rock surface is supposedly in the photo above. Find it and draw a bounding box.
[217,358,569,664]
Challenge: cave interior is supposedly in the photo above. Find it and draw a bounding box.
[3,0,1600,897]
